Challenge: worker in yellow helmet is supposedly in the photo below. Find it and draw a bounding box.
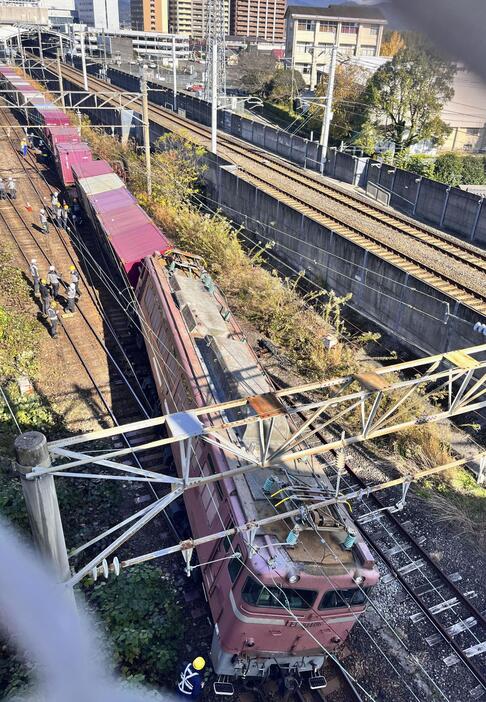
[177,656,206,698]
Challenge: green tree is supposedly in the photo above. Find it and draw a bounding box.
[310,63,368,143]
[238,49,276,95]
[461,155,486,185]
[362,44,456,150]
[434,152,464,186]
[396,153,436,178]
[264,69,305,103]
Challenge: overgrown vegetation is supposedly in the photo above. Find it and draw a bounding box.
[87,566,185,685]
[377,150,486,187]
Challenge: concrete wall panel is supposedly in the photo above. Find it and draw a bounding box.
[473,203,486,246]
[416,179,447,226]
[443,189,480,239]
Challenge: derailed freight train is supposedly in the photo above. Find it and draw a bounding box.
[137,250,379,687]
[0,63,379,693]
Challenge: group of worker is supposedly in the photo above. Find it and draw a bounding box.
[30,259,80,338]
[39,192,71,235]
[0,177,17,200]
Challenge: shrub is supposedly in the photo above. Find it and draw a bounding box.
[433,152,464,186]
[87,566,185,684]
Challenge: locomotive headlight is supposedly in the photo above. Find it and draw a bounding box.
[287,569,300,584]
[353,575,365,585]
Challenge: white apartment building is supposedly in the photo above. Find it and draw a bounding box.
[75,0,119,31]
[285,4,386,90]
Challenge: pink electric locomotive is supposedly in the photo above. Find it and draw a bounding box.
[137,251,379,690]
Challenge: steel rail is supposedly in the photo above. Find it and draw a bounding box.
[0,112,152,418]
[279,387,486,693]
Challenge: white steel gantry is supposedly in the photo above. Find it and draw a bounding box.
[14,343,486,588]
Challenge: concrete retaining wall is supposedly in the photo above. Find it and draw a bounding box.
[366,159,486,246]
[206,155,485,358]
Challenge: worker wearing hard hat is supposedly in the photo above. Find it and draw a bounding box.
[177,656,206,698]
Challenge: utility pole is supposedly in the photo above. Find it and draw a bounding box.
[172,35,177,112]
[79,29,88,91]
[319,43,338,174]
[37,27,44,63]
[17,28,25,73]
[141,67,152,197]
[13,432,73,595]
[211,40,217,155]
[57,49,65,109]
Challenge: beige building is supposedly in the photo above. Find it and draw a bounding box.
[131,0,169,32]
[439,68,486,153]
[285,4,386,90]
[168,0,229,37]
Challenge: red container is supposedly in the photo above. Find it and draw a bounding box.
[89,188,137,215]
[110,221,171,284]
[72,159,114,180]
[99,204,152,238]
[37,110,70,127]
[46,126,81,150]
[55,142,93,186]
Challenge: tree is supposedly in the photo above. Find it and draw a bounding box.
[434,152,464,186]
[362,45,456,150]
[238,49,276,95]
[264,69,305,103]
[380,30,406,57]
[461,155,486,185]
[310,63,368,143]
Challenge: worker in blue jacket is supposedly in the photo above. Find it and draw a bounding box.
[177,657,206,699]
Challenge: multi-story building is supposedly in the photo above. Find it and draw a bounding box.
[230,0,285,42]
[285,4,386,89]
[168,0,229,38]
[130,0,168,32]
[75,0,119,31]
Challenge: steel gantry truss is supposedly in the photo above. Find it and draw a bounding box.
[20,343,486,587]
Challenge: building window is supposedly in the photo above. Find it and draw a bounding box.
[360,45,376,57]
[340,45,356,56]
[301,64,311,74]
[341,22,358,34]
[298,19,315,31]
[319,20,337,33]
[318,42,334,51]
[242,577,317,609]
[297,42,313,53]
[319,588,368,609]
[466,128,481,136]
[363,23,379,35]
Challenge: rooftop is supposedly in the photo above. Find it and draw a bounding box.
[285,3,386,22]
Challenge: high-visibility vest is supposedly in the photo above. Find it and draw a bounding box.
[177,663,201,697]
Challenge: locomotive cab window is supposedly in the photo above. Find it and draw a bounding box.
[228,548,243,583]
[319,588,368,609]
[242,577,316,609]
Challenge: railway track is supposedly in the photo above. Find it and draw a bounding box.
[0,104,169,491]
[275,386,486,700]
[36,58,486,317]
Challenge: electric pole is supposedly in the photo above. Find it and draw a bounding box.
[205,0,226,102]
[17,28,25,73]
[172,35,177,112]
[211,40,217,155]
[57,49,65,109]
[141,67,152,197]
[14,433,72,588]
[320,43,338,174]
[37,27,44,63]
[79,29,88,91]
